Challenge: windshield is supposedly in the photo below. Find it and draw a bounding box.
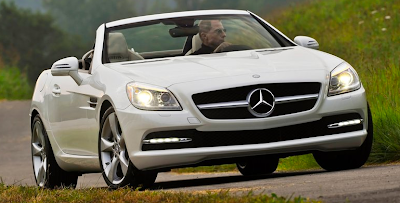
[104,14,290,63]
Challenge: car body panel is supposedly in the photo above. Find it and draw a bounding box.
[30,10,370,173]
[106,46,342,87]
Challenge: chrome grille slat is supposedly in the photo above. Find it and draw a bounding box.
[274,94,319,104]
[197,101,248,109]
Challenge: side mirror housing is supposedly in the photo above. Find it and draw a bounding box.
[51,57,83,85]
[294,36,319,50]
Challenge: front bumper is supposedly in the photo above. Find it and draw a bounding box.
[117,83,368,170]
[134,130,367,170]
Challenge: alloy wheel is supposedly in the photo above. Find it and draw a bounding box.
[31,120,47,187]
[100,112,130,185]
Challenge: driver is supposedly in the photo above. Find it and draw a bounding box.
[192,20,231,55]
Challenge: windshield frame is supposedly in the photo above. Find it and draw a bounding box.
[102,14,295,64]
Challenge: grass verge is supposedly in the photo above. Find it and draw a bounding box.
[0,185,321,203]
[266,0,400,163]
[0,66,32,100]
[172,154,320,173]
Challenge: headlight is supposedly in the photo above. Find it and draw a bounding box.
[126,82,182,110]
[328,62,361,96]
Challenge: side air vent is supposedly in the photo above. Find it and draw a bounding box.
[54,64,71,69]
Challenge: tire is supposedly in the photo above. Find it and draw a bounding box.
[99,107,157,189]
[313,105,373,171]
[236,156,279,176]
[31,115,78,189]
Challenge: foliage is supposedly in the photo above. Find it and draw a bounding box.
[41,0,305,45]
[0,66,32,100]
[42,0,138,43]
[0,185,321,203]
[266,0,400,163]
[0,2,86,83]
[171,0,300,13]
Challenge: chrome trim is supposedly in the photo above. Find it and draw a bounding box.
[275,94,319,104]
[327,119,363,129]
[197,94,318,110]
[197,101,248,109]
[247,88,275,118]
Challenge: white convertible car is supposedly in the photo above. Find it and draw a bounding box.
[30,10,372,189]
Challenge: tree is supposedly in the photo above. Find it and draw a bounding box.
[42,0,138,44]
[0,2,85,83]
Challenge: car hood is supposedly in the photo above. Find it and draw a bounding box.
[105,46,343,87]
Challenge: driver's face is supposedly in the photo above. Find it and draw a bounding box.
[204,20,226,49]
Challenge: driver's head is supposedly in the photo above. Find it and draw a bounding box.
[198,20,226,49]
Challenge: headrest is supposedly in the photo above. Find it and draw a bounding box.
[108,32,129,61]
[192,33,202,52]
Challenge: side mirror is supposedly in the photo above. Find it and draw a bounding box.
[51,57,83,85]
[294,36,319,50]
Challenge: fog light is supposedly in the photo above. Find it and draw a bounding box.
[327,119,363,128]
[143,137,192,144]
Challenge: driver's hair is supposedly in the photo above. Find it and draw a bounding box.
[198,20,220,41]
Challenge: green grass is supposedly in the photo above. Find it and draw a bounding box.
[0,185,321,203]
[0,66,33,100]
[276,154,320,172]
[266,0,400,163]
[172,164,238,173]
[172,154,320,174]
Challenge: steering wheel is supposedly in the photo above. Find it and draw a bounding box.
[81,49,94,70]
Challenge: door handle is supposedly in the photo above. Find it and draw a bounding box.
[52,85,61,97]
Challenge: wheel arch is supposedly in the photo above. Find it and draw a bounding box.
[99,99,113,126]
[30,109,40,130]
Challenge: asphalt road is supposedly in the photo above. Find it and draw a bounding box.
[1,100,400,203]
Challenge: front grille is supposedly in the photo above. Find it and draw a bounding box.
[192,82,321,119]
[142,113,363,151]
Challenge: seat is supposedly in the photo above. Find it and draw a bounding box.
[108,32,144,62]
[185,33,202,55]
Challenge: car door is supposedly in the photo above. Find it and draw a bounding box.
[47,70,101,156]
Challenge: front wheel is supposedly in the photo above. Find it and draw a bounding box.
[31,115,78,188]
[99,107,157,189]
[313,105,373,171]
[236,156,279,176]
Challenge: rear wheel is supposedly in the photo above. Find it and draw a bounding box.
[99,107,157,189]
[31,115,78,189]
[236,156,279,176]
[313,106,373,171]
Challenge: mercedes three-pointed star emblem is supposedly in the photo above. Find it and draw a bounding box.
[246,88,275,117]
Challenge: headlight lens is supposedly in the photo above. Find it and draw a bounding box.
[126,82,182,110]
[328,62,361,96]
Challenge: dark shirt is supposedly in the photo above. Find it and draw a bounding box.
[192,44,214,55]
